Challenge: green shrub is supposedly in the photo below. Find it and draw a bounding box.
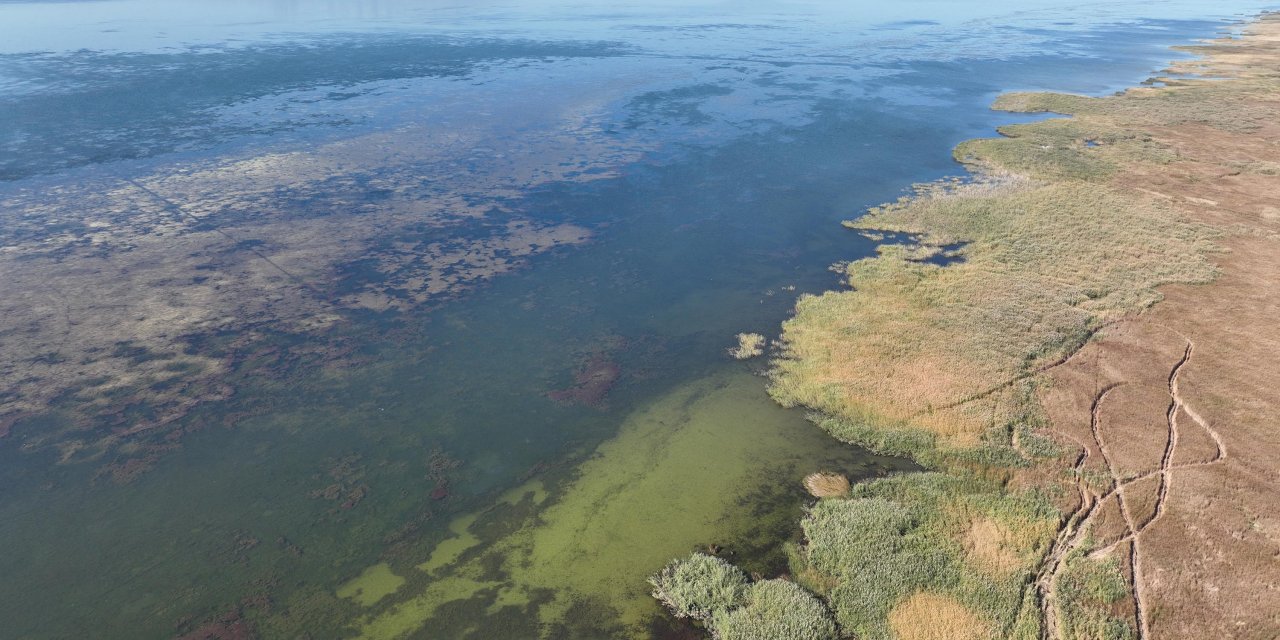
[810,413,940,463]
[649,553,748,620]
[1056,555,1135,640]
[801,495,958,637]
[712,579,839,640]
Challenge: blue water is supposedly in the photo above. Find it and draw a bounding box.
[0,0,1273,637]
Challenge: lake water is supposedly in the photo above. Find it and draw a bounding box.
[0,1,1273,638]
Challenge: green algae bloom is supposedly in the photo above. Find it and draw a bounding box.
[347,370,883,639]
[337,563,407,607]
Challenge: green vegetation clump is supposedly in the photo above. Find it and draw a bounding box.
[802,495,953,637]
[649,553,749,621]
[712,579,839,640]
[650,555,839,640]
[789,473,1058,640]
[993,88,1273,133]
[809,412,939,463]
[955,119,1117,182]
[1055,553,1136,640]
[730,333,767,360]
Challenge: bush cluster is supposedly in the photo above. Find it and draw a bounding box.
[712,579,839,640]
[648,553,748,621]
[650,554,838,640]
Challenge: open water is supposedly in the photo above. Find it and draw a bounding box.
[0,0,1272,637]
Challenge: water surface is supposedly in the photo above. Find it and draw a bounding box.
[0,0,1273,637]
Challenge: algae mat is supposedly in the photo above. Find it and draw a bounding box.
[348,369,895,638]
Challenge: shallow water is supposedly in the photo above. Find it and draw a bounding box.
[0,0,1274,638]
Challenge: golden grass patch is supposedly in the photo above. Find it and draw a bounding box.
[888,592,993,640]
[771,176,1218,453]
[803,472,851,498]
[961,518,1023,576]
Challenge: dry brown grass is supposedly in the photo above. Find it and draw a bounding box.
[945,495,1059,581]
[961,518,1023,576]
[730,332,767,360]
[803,472,850,498]
[888,592,993,640]
[771,178,1217,451]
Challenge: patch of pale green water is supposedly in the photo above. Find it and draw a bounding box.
[417,513,484,575]
[340,563,408,607]
[347,367,903,639]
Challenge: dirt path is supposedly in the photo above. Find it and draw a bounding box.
[1037,335,1238,639]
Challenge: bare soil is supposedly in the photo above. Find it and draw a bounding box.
[1038,17,1280,637]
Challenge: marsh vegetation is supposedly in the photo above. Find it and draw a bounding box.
[651,554,839,640]
[656,13,1280,639]
[730,333,768,360]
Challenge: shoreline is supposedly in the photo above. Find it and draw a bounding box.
[0,7,1274,638]
[659,10,1280,639]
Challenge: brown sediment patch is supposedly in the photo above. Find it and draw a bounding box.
[1093,383,1172,480]
[1118,474,1162,531]
[1167,405,1220,467]
[94,441,183,485]
[0,96,630,468]
[547,352,622,408]
[175,615,254,640]
[425,447,462,502]
[1086,493,1133,552]
[1024,19,1280,637]
[1035,19,1280,634]
[308,453,374,514]
[887,592,992,640]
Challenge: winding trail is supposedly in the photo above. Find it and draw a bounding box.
[909,321,1129,421]
[1036,335,1229,640]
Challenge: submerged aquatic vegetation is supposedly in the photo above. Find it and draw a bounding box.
[352,371,891,639]
[547,351,623,408]
[337,563,407,608]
